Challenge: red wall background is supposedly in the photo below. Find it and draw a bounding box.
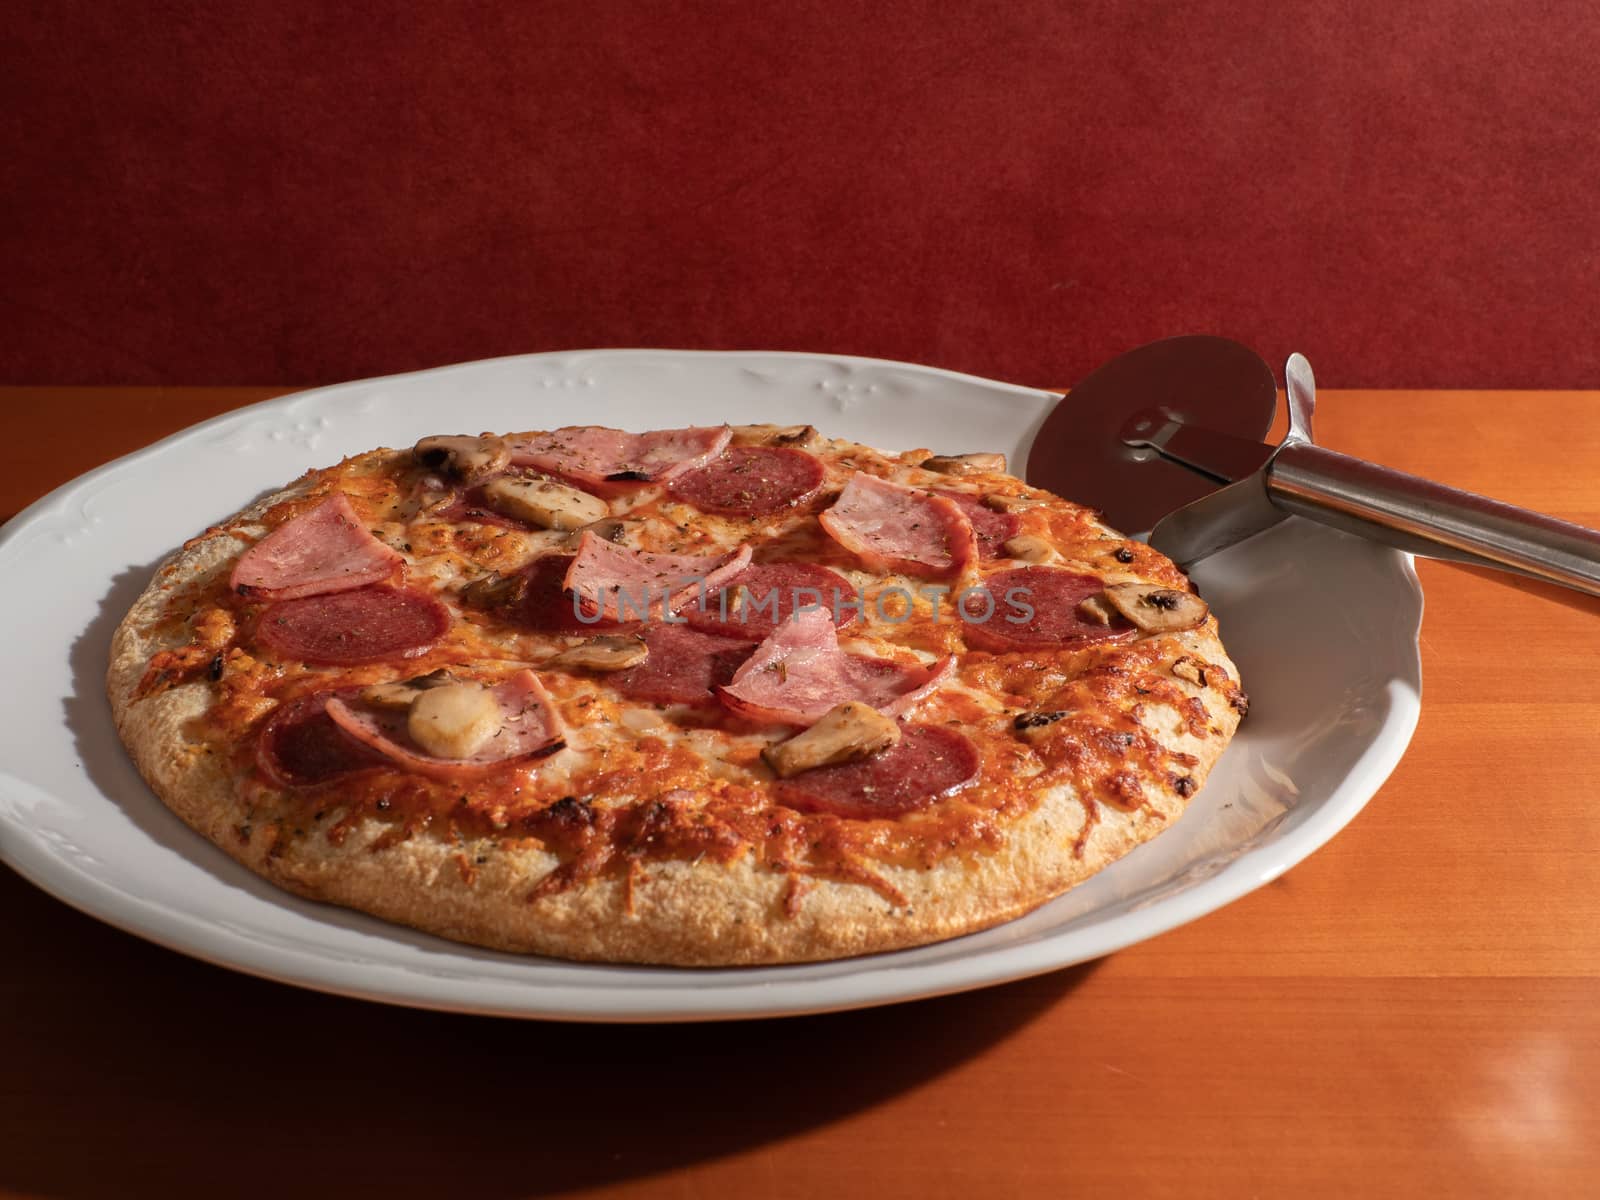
[6,0,1600,389]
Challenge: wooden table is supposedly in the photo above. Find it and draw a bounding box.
[3,387,1598,1199]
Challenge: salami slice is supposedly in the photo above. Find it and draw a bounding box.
[255,586,451,665]
[516,554,606,633]
[819,473,977,578]
[666,446,825,516]
[959,567,1136,652]
[717,609,953,726]
[936,490,1019,561]
[611,624,754,707]
[255,692,387,788]
[230,494,403,601]
[324,671,564,782]
[776,725,981,819]
[682,561,859,640]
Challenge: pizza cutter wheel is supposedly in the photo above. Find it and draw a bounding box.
[1026,337,1600,598]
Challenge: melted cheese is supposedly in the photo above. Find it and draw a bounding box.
[180,437,1237,886]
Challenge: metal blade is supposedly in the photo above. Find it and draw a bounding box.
[1024,335,1278,534]
[1147,472,1288,566]
[1119,407,1277,483]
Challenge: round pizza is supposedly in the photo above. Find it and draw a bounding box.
[107,422,1248,965]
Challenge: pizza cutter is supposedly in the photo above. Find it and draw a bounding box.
[1026,336,1600,597]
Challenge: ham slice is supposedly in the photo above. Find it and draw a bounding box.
[562,531,752,623]
[508,426,732,492]
[324,670,564,782]
[718,609,953,726]
[230,494,403,601]
[818,473,977,578]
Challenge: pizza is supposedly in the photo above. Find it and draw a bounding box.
[107,422,1248,965]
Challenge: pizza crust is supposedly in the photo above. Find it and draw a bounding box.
[107,441,1241,966]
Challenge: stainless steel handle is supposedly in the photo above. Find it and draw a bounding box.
[1267,441,1600,597]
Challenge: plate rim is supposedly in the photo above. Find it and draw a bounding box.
[0,349,1422,1022]
[0,347,1060,552]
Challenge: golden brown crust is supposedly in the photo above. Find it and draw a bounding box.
[107,433,1242,966]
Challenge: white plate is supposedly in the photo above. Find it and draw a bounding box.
[0,351,1422,1021]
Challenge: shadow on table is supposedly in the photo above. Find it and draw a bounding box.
[1442,560,1600,618]
[0,865,1094,1199]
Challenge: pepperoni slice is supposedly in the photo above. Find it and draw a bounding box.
[255,586,451,665]
[682,561,860,640]
[936,490,1019,561]
[610,624,753,707]
[513,555,593,633]
[255,692,386,788]
[666,446,825,516]
[776,725,981,819]
[959,567,1135,652]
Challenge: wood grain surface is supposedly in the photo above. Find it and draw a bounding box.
[2,386,1597,1199]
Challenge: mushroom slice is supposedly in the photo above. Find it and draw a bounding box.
[552,634,648,672]
[1002,534,1055,563]
[359,669,454,710]
[761,701,902,779]
[460,571,528,612]
[983,493,1044,513]
[729,423,822,450]
[922,452,1008,475]
[413,435,510,481]
[1171,656,1208,685]
[482,477,609,531]
[565,516,645,549]
[407,682,503,759]
[1102,583,1209,633]
[772,424,822,449]
[1075,595,1117,626]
